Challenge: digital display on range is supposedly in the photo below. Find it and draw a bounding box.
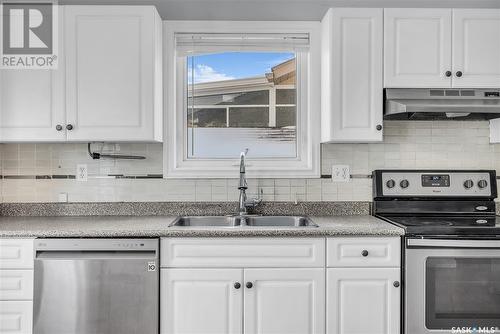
[422,174,450,187]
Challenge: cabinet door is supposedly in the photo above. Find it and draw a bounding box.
[161,268,243,334]
[0,270,33,300]
[321,8,383,143]
[384,9,452,88]
[0,5,65,142]
[327,268,400,334]
[244,268,325,334]
[0,301,32,334]
[64,6,162,142]
[0,239,34,270]
[452,9,500,88]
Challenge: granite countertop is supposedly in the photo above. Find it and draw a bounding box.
[0,215,404,238]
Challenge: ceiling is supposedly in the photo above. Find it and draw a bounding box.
[59,0,500,20]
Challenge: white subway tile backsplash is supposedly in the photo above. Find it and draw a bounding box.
[1,120,499,203]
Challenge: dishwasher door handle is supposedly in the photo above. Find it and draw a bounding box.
[407,238,500,249]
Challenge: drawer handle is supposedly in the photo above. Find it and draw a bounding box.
[361,250,369,257]
[393,281,400,288]
[234,282,241,289]
[246,282,253,289]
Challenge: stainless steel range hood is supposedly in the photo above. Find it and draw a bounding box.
[384,88,500,120]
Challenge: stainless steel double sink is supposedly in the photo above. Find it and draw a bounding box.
[169,216,318,228]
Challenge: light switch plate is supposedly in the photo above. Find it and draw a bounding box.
[332,165,350,182]
[76,164,88,182]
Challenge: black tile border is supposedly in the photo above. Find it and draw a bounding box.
[0,174,163,180]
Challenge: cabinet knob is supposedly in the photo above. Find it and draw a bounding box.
[55,124,63,131]
[376,124,383,131]
[66,124,74,131]
[456,71,463,78]
[393,281,400,288]
[445,71,452,77]
[361,250,369,257]
[234,282,241,289]
[246,282,253,289]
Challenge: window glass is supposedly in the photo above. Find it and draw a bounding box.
[194,91,269,106]
[276,89,296,105]
[276,107,296,128]
[186,51,297,159]
[187,108,226,128]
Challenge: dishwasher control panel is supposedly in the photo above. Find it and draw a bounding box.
[35,238,159,252]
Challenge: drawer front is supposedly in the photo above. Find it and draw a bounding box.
[0,301,33,334]
[327,237,400,267]
[0,239,34,269]
[0,271,34,300]
[161,238,325,268]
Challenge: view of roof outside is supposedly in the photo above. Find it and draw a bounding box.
[187,52,298,159]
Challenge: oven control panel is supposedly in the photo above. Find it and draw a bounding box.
[373,170,496,198]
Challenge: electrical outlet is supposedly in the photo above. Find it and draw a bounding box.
[332,165,350,182]
[58,193,68,202]
[76,164,88,182]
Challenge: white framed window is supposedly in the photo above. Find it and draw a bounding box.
[163,21,321,178]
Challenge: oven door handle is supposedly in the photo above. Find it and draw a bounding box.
[407,238,500,248]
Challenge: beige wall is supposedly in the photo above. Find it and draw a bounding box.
[1,120,498,203]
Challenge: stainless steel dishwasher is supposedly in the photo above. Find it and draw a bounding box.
[33,239,159,334]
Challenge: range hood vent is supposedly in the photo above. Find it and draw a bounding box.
[384,88,500,121]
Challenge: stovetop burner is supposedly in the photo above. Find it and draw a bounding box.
[385,216,496,227]
[378,215,499,235]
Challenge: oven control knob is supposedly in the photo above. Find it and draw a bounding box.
[464,180,474,189]
[478,180,488,189]
[386,179,396,188]
[400,179,409,189]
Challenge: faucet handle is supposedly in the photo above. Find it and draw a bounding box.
[245,197,262,209]
[245,188,263,208]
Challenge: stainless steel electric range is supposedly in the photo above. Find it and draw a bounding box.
[373,170,500,334]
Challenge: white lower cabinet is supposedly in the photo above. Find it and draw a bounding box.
[161,268,243,334]
[161,268,324,334]
[160,237,400,334]
[0,301,33,334]
[0,239,34,334]
[326,237,401,334]
[160,238,326,334]
[244,268,325,334]
[327,268,401,334]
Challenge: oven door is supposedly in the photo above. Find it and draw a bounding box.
[406,238,500,334]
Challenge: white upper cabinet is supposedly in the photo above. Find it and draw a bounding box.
[0,70,65,142]
[321,8,384,143]
[64,6,162,142]
[384,9,452,88]
[452,9,500,88]
[385,8,500,88]
[0,7,65,142]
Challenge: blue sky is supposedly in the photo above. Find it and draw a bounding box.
[188,52,295,83]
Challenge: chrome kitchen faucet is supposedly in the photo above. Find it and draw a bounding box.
[237,149,262,215]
